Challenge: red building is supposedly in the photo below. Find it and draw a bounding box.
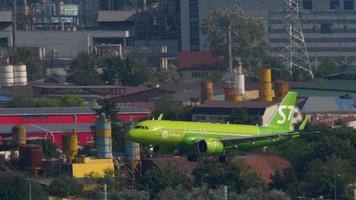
[0,107,150,147]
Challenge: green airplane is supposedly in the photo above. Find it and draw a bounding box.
[128,91,307,161]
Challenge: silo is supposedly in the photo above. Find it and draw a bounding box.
[62,131,78,163]
[0,65,14,87]
[201,80,213,102]
[13,64,27,86]
[259,68,273,102]
[12,124,26,146]
[96,115,113,159]
[274,81,289,101]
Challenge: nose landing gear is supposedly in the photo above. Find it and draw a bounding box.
[147,144,154,158]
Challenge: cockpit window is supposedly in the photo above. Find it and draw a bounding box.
[134,125,149,129]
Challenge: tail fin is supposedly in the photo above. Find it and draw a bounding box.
[263,92,298,131]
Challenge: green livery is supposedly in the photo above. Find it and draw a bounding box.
[129,92,305,161]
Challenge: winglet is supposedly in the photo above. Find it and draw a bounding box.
[157,113,163,120]
[298,116,309,131]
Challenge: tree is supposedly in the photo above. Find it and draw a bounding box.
[316,61,336,78]
[304,155,354,199]
[152,95,184,120]
[155,64,181,84]
[136,164,192,198]
[49,174,82,198]
[7,95,86,108]
[192,159,265,193]
[67,53,103,85]
[12,47,43,81]
[59,95,85,107]
[0,175,47,200]
[202,6,267,71]
[109,188,149,200]
[100,55,154,86]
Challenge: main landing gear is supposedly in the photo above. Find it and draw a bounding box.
[187,154,198,162]
[218,155,228,163]
[147,144,154,158]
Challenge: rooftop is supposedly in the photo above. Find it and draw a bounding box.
[97,10,136,22]
[178,51,221,70]
[301,96,356,114]
[0,106,150,116]
[0,123,92,134]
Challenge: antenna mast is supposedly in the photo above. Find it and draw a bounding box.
[280,0,314,79]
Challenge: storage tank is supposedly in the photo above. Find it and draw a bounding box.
[274,81,289,101]
[201,80,213,102]
[12,124,26,146]
[96,115,113,159]
[13,64,27,86]
[259,68,273,102]
[19,144,43,170]
[62,131,78,163]
[0,65,14,87]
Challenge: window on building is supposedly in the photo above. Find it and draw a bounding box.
[194,115,206,121]
[303,0,313,10]
[330,0,340,9]
[320,24,333,33]
[344,0,354,9]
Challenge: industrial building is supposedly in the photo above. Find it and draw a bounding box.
[180,0,356,68]
[0,106,149,147]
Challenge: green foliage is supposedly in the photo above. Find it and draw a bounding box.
[59,95,85,107]
[152,95,192,121]
[316,61,337,78]
[29,139,58,158]
[110,188,149,200]
[0,175,47,200]
[12,47,43,81]
[271,125,356,198]
[67,53,103,85]
[154,64,181,84]
[192,159,265,193]
[236,188,291,200]
[49,174,83,197]
[7,95,86,108]
[202,6,267,69]
[227,108,256,124]
[136,164,192,198]
[100,55,154,86]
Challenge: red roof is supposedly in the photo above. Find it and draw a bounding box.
[179,51,220,70]
[234,154,292,183]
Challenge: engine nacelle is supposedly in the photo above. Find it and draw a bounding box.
[197,140,224,155]
[153,145,175,155]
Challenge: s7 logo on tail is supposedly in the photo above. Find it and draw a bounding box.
[277,105,294,124]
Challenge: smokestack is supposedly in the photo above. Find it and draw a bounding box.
[259,68,273,102]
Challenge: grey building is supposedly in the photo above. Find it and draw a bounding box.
[180,0,356,68]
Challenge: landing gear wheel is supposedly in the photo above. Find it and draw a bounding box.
[218,155,228,163]
[147,145,154,158]
[187,154,198,162]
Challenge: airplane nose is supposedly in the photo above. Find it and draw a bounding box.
[128,129,140,142]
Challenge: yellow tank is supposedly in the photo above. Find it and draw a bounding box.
[274,81,289,101]
[62,132,78,163]
[12,125,26,146]
[233,95,244,102]
[201,80,214,101]
[259,68,273,102]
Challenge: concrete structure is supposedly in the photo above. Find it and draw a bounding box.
[180,0,356,67]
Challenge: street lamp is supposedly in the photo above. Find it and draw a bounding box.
[25,178,32,200]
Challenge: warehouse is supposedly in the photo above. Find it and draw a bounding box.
[0,106,150,147]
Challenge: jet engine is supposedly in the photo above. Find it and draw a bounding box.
[197,140,224,155]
